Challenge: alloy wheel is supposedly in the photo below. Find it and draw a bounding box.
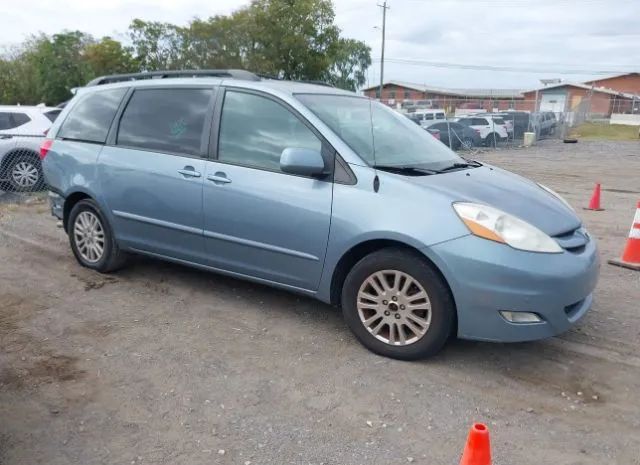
[73,211,105,263]
[357,270,432,346]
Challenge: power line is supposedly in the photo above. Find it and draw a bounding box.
[370,57,638,75]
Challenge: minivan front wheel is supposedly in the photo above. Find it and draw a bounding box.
[68,199,127,273]
[341,248,455,360]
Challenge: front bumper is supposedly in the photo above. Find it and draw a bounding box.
[427,233,600,342]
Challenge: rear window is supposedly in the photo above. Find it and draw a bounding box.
[59,88,127,143]
[492,118,505,124]
[117,88,212,156]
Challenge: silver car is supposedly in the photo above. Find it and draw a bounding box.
[0,105,60,191]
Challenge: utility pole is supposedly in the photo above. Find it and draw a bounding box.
[377,1,389,101]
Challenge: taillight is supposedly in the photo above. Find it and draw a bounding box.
[40,139,53,160]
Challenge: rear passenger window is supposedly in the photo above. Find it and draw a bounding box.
[117,88,212,156]
[59,88,126,143]
[218,91,321,173]
[11,113,31,127]
[0,112,14,130]
[436,113,445,120]
[0,112,30,130]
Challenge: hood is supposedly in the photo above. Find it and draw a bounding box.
[405,165,581,236]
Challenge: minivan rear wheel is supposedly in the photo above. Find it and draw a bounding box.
[68,199,127,273]
[341,248,455,360]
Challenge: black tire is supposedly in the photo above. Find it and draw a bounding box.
[484,133,498,147]
[5,154,44,192]
[461,136,475,149]
[68,199,127,273]
[341,248,455,360]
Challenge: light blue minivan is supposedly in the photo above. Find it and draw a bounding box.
[42,70,599,359]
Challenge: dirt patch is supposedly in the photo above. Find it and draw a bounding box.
[0,293,85,391]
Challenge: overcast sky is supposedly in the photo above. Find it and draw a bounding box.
[1,0,639,90]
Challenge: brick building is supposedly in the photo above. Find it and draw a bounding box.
[363,74,639,117]
[521,81,637,116]
[361,81,524,112]
[585,72,640,94]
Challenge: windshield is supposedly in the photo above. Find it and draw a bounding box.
[295,94,462,169]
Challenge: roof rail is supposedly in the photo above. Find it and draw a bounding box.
[86,69,261,86]
[255,73,334,88]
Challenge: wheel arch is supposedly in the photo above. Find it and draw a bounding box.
[63,191,94,232]
[329,238,458,338]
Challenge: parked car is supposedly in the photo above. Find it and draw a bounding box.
[0,105,60,191]
[533,111,558,136]
[455,116,509,146]
[488,111,532,138]
[485,114,513,136]
[406,109,446,128]
[43,70,599,360]
[429,121,481,149]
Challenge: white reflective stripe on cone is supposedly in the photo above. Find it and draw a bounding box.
[629,209,640,239]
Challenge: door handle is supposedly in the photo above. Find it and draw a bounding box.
[207,173,232,184]
[178,167,201,178]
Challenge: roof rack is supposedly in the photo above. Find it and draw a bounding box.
[86,69,261,86]
[255,73,334,88]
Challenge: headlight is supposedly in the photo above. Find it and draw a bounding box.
[453,202,563,253]
[538,183,574,212]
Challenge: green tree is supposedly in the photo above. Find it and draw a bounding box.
[29,32,94,104]
[328,38,371,91]
[128,19,184,70]
[84,37,138,77]
[248,0,340,80]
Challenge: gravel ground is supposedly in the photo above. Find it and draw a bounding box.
[1,139,639,465]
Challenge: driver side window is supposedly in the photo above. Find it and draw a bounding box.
[218,91,321,173]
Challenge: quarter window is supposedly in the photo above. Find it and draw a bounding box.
[117,88,212,156]
[59,88,127,143]
[218,91,321,173]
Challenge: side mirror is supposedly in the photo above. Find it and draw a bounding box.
[280,148,326,177]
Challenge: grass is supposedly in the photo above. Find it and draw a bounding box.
[569,122,640,141]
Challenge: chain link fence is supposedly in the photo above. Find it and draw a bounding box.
[380,90,640,154]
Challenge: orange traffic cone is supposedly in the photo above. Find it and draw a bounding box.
[459,423,491,465]
[584,183,604,211]
[608,201,640,271]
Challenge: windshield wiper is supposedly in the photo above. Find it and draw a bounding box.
[461,157,483,167]
[374,165,438,176]
[434,161,482,173]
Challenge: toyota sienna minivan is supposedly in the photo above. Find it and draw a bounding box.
[42,70,600,360]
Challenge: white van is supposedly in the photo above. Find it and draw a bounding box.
[406,109,446,128]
